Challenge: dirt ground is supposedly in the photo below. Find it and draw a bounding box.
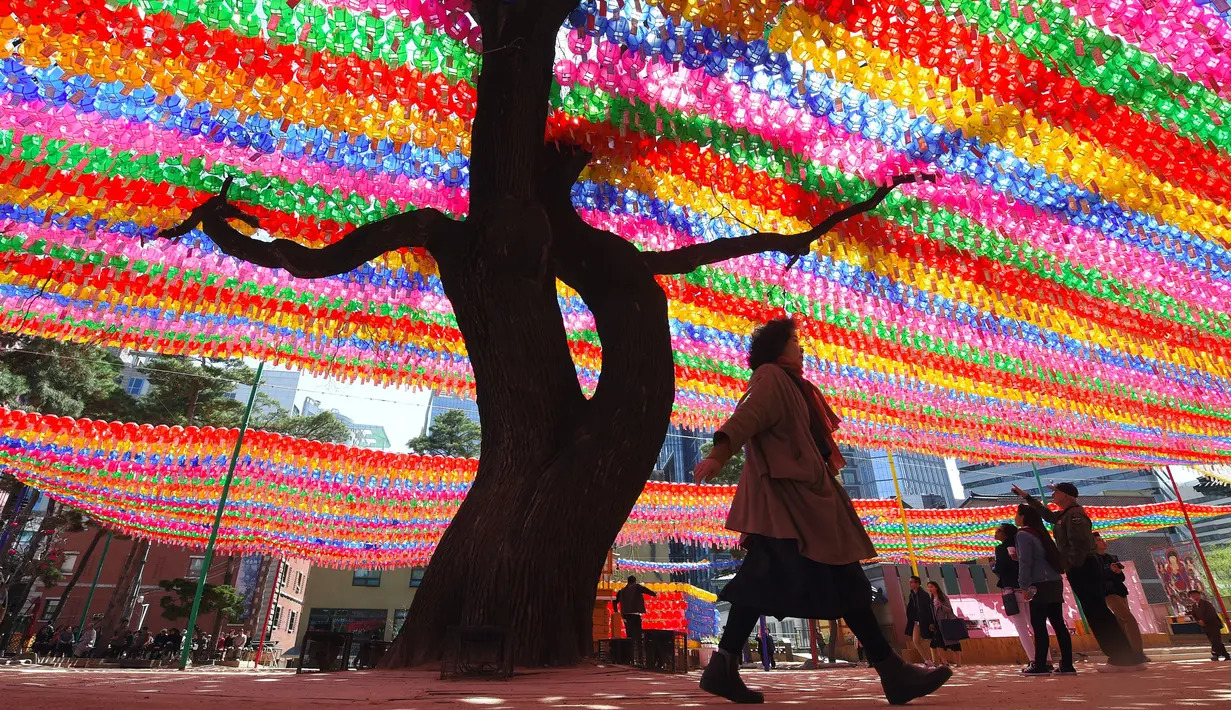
[1,658,1229,709]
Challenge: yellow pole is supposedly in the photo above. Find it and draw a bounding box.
[886,451,919,575]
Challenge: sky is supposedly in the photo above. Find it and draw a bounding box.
[261,367,432,453]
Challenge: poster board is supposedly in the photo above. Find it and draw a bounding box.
[1151,542,1210,614]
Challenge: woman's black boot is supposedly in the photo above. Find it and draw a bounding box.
[872,652,953,705]
[700,649,764,704]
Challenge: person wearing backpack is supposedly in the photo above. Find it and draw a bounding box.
[1013,482,1146,671]
[1015,504,1076,676]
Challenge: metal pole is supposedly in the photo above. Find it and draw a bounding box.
[178,362,264,670]
[1030,461,1046,497]
[758,615,771,671]
[886,451,919,575]
[75,531,112,640]
[1165,465,1230,626]
[252,558,280,668]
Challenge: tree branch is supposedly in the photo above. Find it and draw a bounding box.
[641,174,935,275]
[156,177,460,279]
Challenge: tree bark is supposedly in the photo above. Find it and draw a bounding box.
[209,555,238,642]
[45,526,105,627]
[94,538,141,654]
[381,138,675,667]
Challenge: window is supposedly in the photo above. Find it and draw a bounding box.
[287,610,298,633]
[40,598,61,621]
[187,556,205,579]
[294,571,304,594]
[278,562,289,589]
[306,608,387,643]
[125,377,146,396]
[60,552,79,574]
[409,568,425,588]
[352,569,381,587]
[270,604,282,629]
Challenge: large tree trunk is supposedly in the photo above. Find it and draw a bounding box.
[209,555,239,642]
[381,3,675,666]
[45,526,106,626]
[94,538,146,654]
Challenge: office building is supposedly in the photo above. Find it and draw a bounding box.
[231,368,302,413]
[118,352,301,415]
[653,425,706,484]
[958,461,1164,499]
[422,391,480,435]
[1181,476,1231,550]
[839,446,954,508]
[301,398,392,449]
[10,521,309,656]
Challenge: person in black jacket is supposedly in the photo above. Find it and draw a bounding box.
[993,523,1047,671]
[1094,534,1144,658]
[903,575,934,665]
[1188,589,1229,661]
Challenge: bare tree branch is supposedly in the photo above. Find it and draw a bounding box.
[156,177,460,279]
[641,174,935,275]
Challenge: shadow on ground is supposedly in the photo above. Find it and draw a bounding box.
[1,660,1229,708]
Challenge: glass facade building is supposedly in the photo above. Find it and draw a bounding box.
[839,446,954,508]
[654,425,706,484]
[958,461,1164,499]
[424,391,481,433]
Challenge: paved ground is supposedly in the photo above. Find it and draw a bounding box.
[1,659,1229,709]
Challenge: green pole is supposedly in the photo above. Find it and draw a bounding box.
[1030,461,1046,497]
[75,531,113,641]
[178,362,263,670]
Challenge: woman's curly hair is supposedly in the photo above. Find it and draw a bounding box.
[748,318,796,371]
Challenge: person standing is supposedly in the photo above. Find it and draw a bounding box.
[612,575,657,642]
[54,626,76,657]
[1012,482,1145,671]
[763,631,776,670]
[992,523,1047,671]
[1188,589,1229,661]
[925,582,963,668]
[74,623,97,658]
[694,318,951,705]
[1015,504,1075,676]
[1094,533,1145,658]
[903,576,935,665]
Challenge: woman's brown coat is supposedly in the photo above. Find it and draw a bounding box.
[716,364,876,565]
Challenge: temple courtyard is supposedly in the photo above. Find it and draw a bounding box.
[1,660,1228,709]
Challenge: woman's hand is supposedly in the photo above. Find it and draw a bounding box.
[694,457,723,485]
[1023,587,1036,602]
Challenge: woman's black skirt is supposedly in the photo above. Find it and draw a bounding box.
[718,534,875,620]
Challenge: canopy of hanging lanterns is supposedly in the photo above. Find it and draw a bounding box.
[0,0,1228,467]
[3,407,1224,567]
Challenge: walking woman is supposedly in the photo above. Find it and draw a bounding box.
[903,576,935,665]
[993,523,1048,670]
[925,582,964,667]
[694,318,952,705]
[1016,504,1076,675]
